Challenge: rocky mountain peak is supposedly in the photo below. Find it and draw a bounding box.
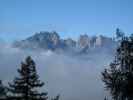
[78,34,90,49]
[13,31,116,53]
[64,38,76,48]
[50,31,60,46]
[95,35,114,47]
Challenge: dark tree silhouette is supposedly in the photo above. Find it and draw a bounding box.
[115,28,124,40]
[102,29,133,100]
[0,80,7,100]
[8,56,48,100]
[104,97,108,100]
[51,95,60,100]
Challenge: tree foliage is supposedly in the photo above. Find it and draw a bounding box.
[8,56,48,100]
[102,29,133,100]
[51,95,60,100]
[0,80,7,99]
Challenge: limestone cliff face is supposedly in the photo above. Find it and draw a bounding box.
[13,31,116,53]
[64,38,76,48]
[78,34,90,49]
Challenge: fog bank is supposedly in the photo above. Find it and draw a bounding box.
[0,44,113,100]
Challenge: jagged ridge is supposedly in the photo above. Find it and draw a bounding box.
[13,31,116,53]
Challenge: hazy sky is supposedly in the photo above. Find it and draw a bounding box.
[0,0,133,41]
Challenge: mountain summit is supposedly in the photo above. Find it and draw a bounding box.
[13,31,116,53]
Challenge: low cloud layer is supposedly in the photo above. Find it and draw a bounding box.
[0,43,114,100]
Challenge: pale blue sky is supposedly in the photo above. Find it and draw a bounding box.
[0,0,133,41]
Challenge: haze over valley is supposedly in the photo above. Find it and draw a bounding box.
[0,31,116,100]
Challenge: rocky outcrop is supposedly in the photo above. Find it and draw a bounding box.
[13,31,116,53]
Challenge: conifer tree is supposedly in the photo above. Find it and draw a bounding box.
[51,95,60,100]
[104,97,108,100]
[0,80,7,99]
[8,56,47,100]
[102,29,133,100]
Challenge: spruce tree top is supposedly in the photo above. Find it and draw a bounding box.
[8,56,47,100]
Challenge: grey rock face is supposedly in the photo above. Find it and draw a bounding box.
[50,31,60,48]
[64,38,76,48]
[78,34,90,49]
[95,35,115,48]
[13,31,116,53]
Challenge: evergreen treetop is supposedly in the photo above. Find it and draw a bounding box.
[8,56,48,100]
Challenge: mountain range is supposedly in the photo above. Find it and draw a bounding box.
[13,31,117,54]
